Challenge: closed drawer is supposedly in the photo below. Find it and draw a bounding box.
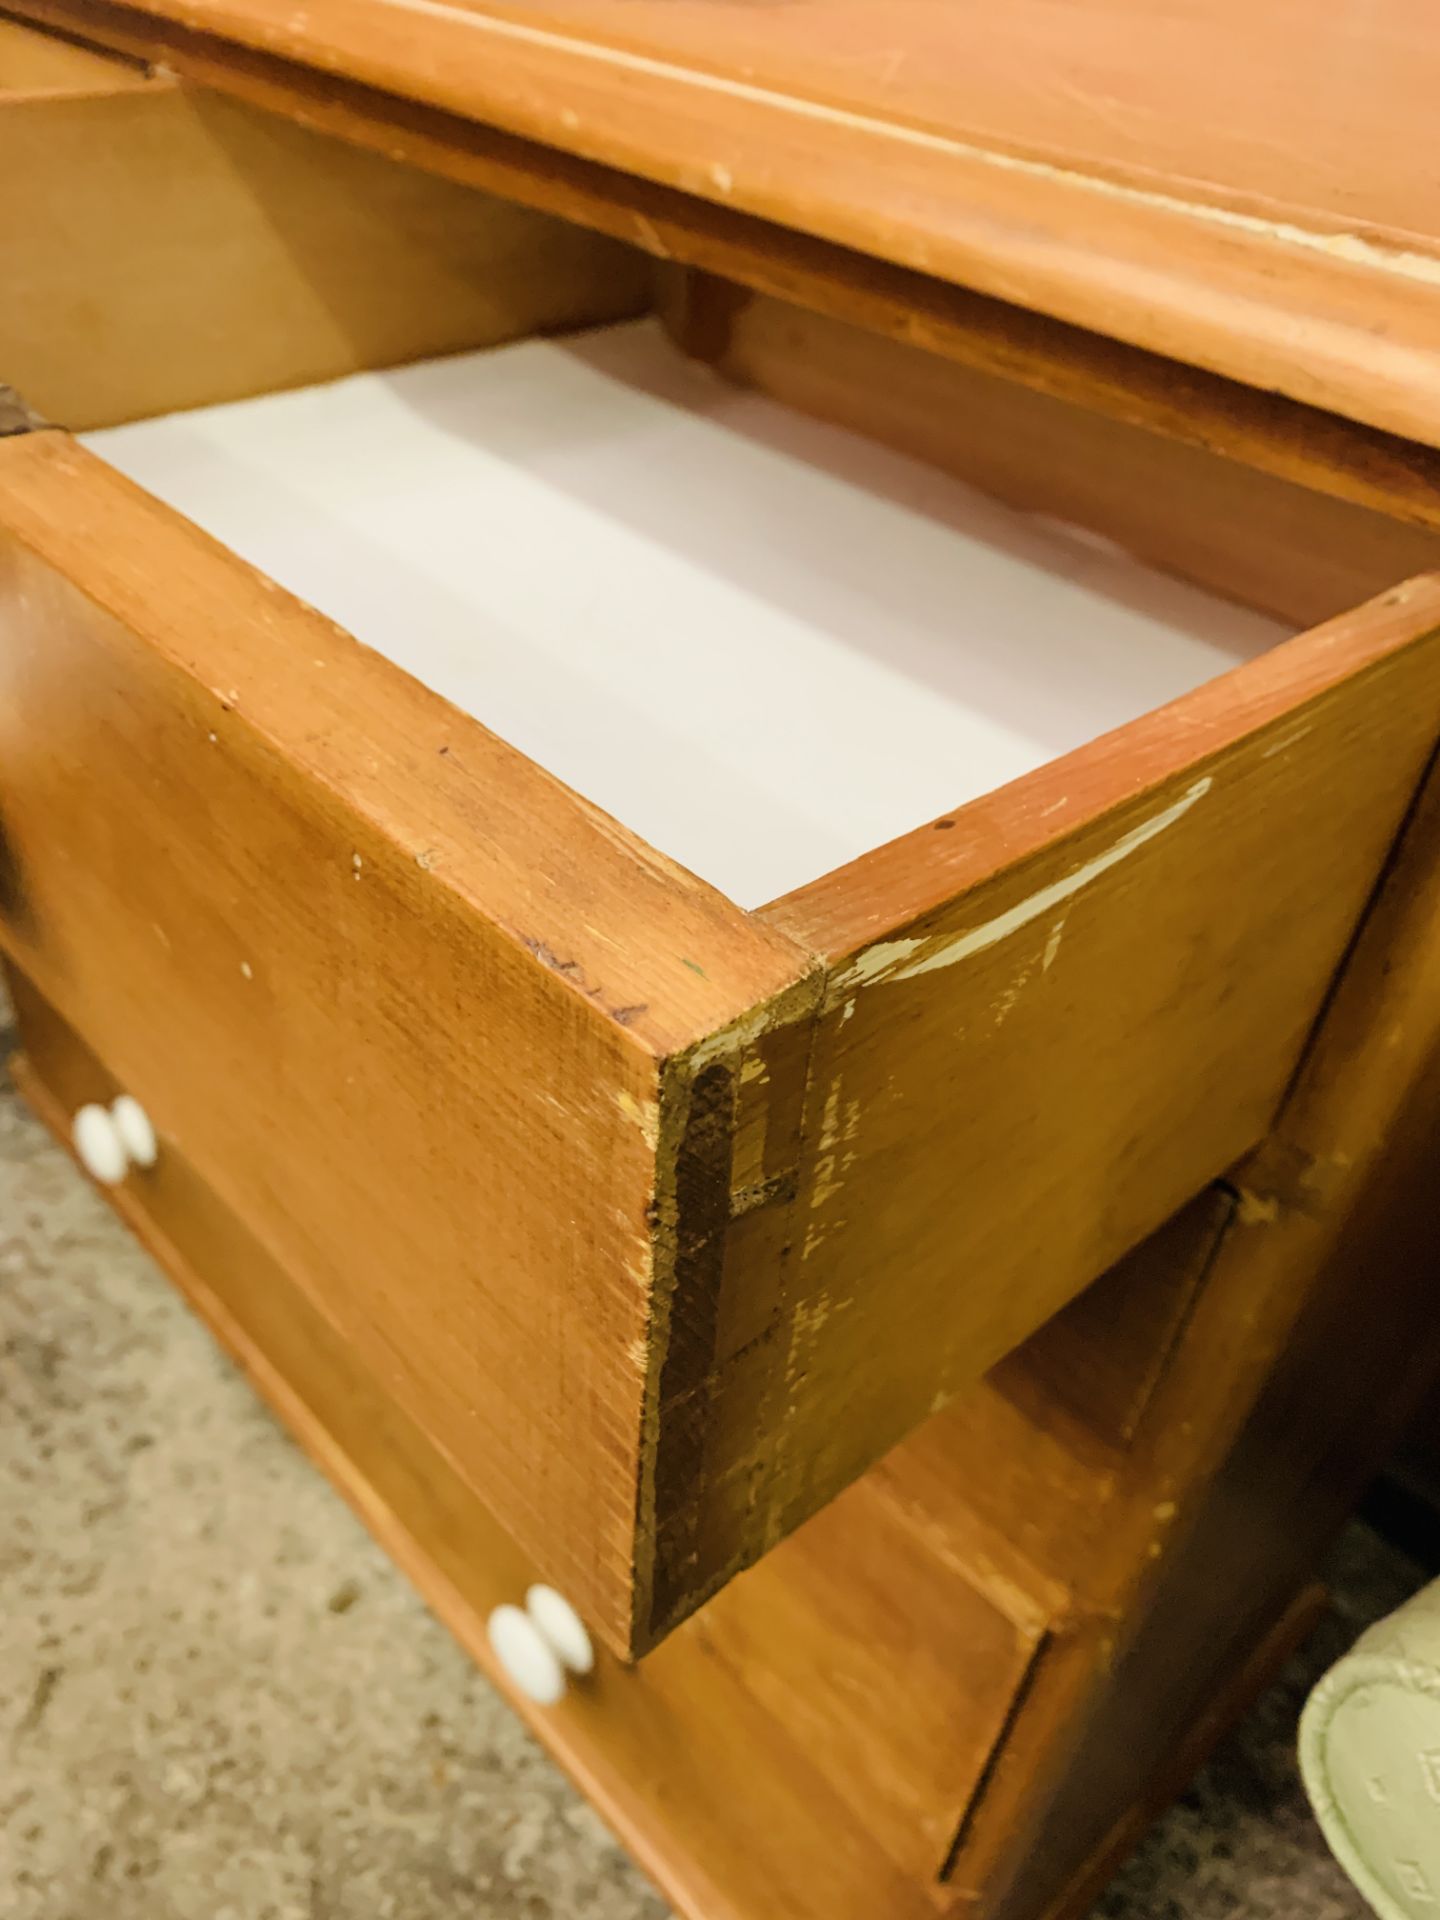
[2,77,1439,1654]
[8,965,1049,1916]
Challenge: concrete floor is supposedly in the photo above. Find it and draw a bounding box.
[0,1006,1416,1919]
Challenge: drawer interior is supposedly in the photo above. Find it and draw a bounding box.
[83,315,1288,907]
[14,14,1434,915]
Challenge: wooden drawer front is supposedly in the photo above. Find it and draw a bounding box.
[8,963,1042,1916]
[0,426,814,1658]
[2,331,1440,1653]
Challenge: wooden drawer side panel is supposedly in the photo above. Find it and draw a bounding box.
[755,581,1440,1561]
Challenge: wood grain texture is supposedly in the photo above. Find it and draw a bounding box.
[672,279,1440,633]
[6,425,1439,1648]
[625,580,1440,1637]
[8,964,1023,1914]
[426,0,1440,242]
[754,582,1440,1557]
[0,60,647,428]
[964,744,1440,1920]
[991,1189,1233,1453]
[14,0,1440,534]
[0,429,814,1657]
[0,11,148,90]
[14,622,1440,1916]
[15,958,1406,1920]
[11,0,1440,448]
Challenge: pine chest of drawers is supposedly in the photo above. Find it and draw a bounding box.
[6,10,1440,1917]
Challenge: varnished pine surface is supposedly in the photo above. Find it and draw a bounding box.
[14,0,1440,446]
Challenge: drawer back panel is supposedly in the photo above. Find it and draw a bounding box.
[664,272,1440,634]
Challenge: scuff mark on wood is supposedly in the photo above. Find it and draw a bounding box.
[615,1085,659,1146]
[1042,914,1067,973]
[1262,722,1315,761]
[832,776,1212,994]
[519,932,586,980]
[730,1169,798,1216]
[519,931,651,1029]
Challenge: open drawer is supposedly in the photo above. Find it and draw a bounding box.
[2,55,1440,1656]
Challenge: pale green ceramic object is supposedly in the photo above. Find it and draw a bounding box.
[1300,1578,1440,1919]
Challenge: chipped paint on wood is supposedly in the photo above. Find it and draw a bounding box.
[991,965,1033,1028]
[1235,1188,1281,1226]
[632,962,821,1645]
[832,777,1213,995]
[615,1085,659,1147]
[685,983,816,1069]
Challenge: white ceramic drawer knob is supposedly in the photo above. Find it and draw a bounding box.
[487,1586,595,1705]
[488,1604,566,1706]
[525,1584,594,1676]
[71,1093,159,1185]
[72,1103,128,1186]
[110,1094,158,1168]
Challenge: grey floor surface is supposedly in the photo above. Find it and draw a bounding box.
[0,1011,1419,1920]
